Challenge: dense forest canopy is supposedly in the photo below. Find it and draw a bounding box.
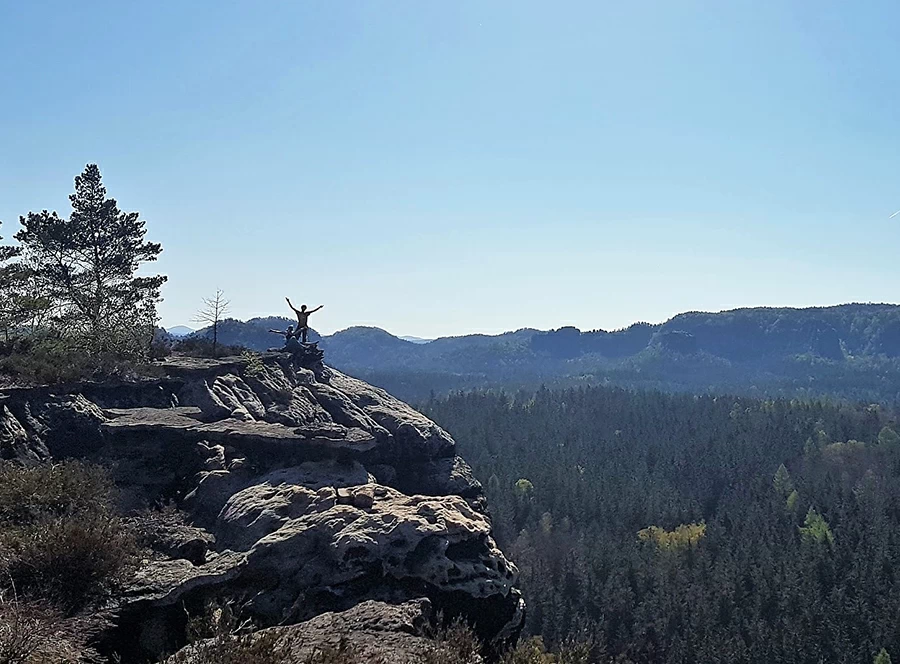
[424,386,900,664]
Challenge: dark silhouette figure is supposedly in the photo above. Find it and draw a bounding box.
[269,324,296,341]
[286,298,323,343]
[268,324,302,352]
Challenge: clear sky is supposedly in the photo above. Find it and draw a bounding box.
[1,1,899,337]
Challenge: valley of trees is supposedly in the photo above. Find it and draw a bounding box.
[424,386,900,664]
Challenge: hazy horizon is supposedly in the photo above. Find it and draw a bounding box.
[3,2,899,338]
[168,299,900,340]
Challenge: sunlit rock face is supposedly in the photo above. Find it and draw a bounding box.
[0,352,523,661]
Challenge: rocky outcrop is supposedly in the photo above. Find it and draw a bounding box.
[0,352,522,662]
[172,599,460,664]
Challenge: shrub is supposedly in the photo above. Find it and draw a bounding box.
[0,461,114,525]
[167,631,287,664]
[0,593,102,663]
[241,351,266,378]
[0,462,137,611]
[422,622,482,664]
[0,335,145,385]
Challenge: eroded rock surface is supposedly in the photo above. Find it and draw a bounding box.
[172,599,461,664]
[0,353,522,662]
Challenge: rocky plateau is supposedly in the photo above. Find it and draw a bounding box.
[0,350,523,661]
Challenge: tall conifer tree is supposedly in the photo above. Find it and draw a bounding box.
[16,165,166,358]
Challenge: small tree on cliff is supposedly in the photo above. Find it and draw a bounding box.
[194,290,230,358]
[15,165,166,358]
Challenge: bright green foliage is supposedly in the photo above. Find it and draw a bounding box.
[878,426,900,449]
[799,507,834,548]
[638,522,706,552]
[15,164,166,360]
[241,351,266,377]
[514,478,534,498]
[822,440,866,464]
[773,463,794,496]
[786,489,799,513]
[875,648,892,664]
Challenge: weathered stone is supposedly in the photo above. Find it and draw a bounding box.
[324,368,456,458]
[2,355,523,660]
[171,599,459,664]
[240,485,519,625]
[116,552,246,607]
[102,407,378,454]
[210,374,266,420]
[0,405,48,462]
[29,394,106,456]
[130,511,216,565]
[176,380,231,420]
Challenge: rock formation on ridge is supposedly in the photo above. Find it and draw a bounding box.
[0,351,523,661]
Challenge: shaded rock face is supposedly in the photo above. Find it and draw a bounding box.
[0,353,522,662]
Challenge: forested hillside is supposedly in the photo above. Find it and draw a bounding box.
[197,304,900,403]
[424,387,900,664]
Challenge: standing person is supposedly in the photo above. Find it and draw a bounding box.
[285,298,323,343]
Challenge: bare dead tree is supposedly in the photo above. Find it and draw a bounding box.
[193,290,231,358]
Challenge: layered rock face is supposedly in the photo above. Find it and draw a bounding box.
[0,353,523,661]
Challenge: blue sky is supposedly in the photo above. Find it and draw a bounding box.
[1,1,899,337]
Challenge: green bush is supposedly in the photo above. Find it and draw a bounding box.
[0,462,137,611]
[0,461,114,524]
[0,336,143,385]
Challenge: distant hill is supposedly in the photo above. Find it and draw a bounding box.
[399,336,433,344]
[165,325,194,337]
[191,303,900,402]
[188,317,321,351]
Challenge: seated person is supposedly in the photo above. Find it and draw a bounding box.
[269,325,302,351]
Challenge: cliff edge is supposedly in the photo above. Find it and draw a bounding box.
[0,352,523,661]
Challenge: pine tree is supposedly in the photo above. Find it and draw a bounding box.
[774,463,794,497]
[799,507,834,548]
[16,165,166,358]
[875,648,892,664]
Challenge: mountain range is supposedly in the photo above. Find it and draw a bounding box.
[186,303,900,402]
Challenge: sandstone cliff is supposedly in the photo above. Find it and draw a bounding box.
[0,352,523,661]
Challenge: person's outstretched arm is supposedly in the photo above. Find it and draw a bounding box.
[269,329,284,334]
[285,297,300,313]
[309,305,324,314]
